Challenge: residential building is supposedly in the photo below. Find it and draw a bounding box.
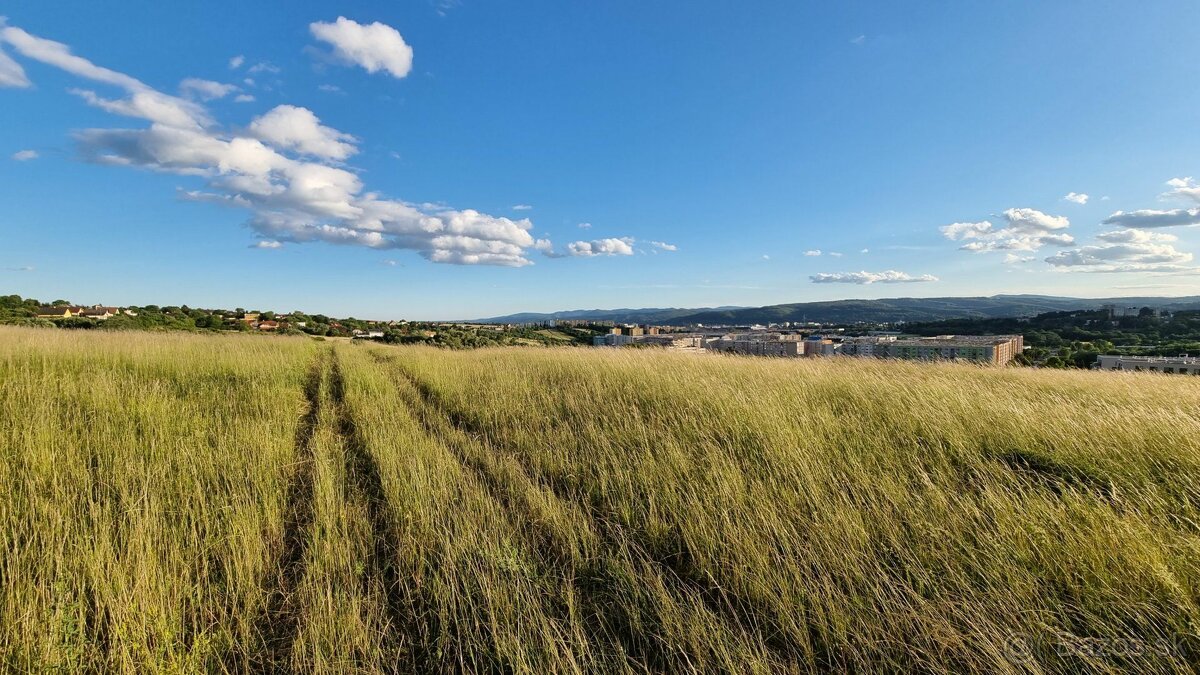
[35,305,78,318]
[876,335,1024,366]
[1094,355,1200,374]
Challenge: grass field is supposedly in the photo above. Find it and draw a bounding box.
[1,325,1198,673]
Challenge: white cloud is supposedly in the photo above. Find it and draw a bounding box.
[70,87,210,129]
[1102,208,1200,229]
[850,35,866,46]
[803,249,821,256]
[1063,192,1089,204]
[576,222,591,229]
[941,208,1074,252]
[649,241,677,252]
[567,237,635,257]
[761,254,770,260]
[247,61,280,74]
[252,240,283,249]
[810,270,938,284]
[940,221,992,239]
[3,19,674,269]
[860,248,869,254]
[309,17,413,79]
[1164,177,1200,204]
[11,149,37,161]
[248,105,358,161]
[1044,228,1192,273]
[1096,228,1177,244]
[229,55,245,69]
[5,265,34,272]
[1,26,213,130]
[1,24,144,89]
[0,43,29,87]
[234,94,255,103]
[318,84,343,93]
[828,251,843,257]
[511,204,532,211]
[179,78,237,101]
[1003,253,1034,264]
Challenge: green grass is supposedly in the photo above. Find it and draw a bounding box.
[1,325,1198,673]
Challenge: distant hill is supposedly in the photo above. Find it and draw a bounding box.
[471,306,749,325]
[474,295,1200,326]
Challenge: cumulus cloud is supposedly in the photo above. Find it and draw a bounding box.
[941,208,1074,252]
[810,270,938,284]
[252,240,283,249]
[803,249,821,256]
[649,241,677,252]
[1102,208,1200,229]
[229,55,245,69]
[1,20,665,269]
[1063,192,1089,204]
[248,105,358,160]
[180,78,237,101]
[567,237,635,257]
[1045,228,1193,273]
[11,149,37,161]
[0,21,563,268]
[1165,177,1200,204]
[309,17,413,79]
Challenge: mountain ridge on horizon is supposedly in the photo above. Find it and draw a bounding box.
[472,294,1200,326]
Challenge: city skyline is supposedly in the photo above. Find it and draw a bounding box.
[2,2,1199,319]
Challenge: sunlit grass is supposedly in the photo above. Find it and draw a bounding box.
[1,326,1197,673]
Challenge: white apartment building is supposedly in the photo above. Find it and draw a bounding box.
[1094,355,1200,374]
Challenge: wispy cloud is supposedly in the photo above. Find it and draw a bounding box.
[810,270,938,284]
[11,149,37,161]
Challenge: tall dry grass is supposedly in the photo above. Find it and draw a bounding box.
[0,327,315,670]
[371,345,1200,673]
[2,325,1197,673]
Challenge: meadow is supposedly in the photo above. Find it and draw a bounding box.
[1,325,1197,673]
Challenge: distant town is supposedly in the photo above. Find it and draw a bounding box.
[4,294,1200,372]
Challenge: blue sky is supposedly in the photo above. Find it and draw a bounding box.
[2,1,1199,320]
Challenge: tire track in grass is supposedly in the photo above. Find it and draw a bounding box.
[329,350,436,673]
[373,351,797,672]
[243,351,324,673]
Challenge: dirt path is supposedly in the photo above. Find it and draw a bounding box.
[330,351,435,673]
[244,353,324,672]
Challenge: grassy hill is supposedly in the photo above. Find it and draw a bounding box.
[2,326,1198,672]
[477,294,1200,326]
